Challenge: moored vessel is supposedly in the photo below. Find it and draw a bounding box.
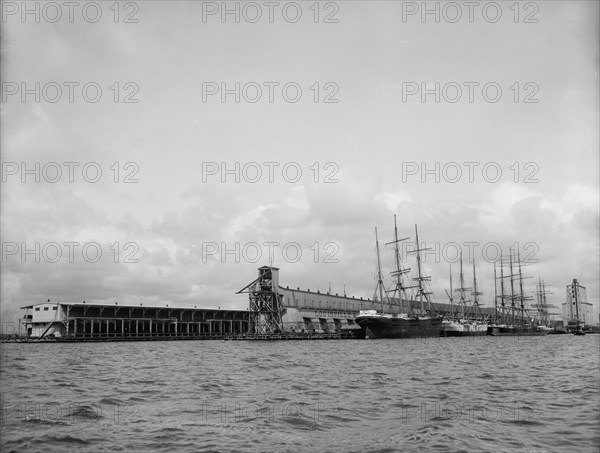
[487,251,549,336]
[357,310,444,339]
[355,219,443,339]
[441,257,488,337]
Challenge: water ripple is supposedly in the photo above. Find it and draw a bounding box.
[1,335,599,452]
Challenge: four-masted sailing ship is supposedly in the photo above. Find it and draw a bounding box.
[488,251,549,336]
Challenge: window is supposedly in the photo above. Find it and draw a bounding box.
[53,307,57,310]
[35,307,40,311]
[44,307,49,311]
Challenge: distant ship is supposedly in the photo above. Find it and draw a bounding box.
[441,257,488,337]
[355,219,443,339]
[487,251,549,336]
[530,278,563,334]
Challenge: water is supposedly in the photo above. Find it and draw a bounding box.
[1,335,599,452]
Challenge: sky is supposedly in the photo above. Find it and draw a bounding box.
[1,0,598,328]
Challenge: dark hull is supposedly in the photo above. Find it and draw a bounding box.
[356,316,444,339]
[487,326,549,336]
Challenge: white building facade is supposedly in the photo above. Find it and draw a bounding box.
[562,279,594,328]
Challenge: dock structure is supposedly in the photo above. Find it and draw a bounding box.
[12,266,503,342]
[239,266,381,336]
[19,300,249,341]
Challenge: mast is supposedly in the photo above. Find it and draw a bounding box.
[449,265,454,319]
[408,224,433,314]
[517,250,525,326]
[499,254,506,323]
[540,279,547,325]
[509,251,516,326]
[535,277,543,325]
[472,260,483,320]
[374,227,386,313]
[533,277,554,326]
[460,255,465,319]
[455,252,472,319]
[493,261,498,323]
[385,214,412,314]
[515,249,533,327]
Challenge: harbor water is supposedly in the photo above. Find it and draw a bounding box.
[1,335,599,452]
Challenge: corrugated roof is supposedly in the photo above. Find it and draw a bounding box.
[20,301,247,311]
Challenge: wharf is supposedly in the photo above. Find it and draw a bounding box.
[1,330,360,343]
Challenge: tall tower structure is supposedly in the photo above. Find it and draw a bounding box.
[562,279,593,328]
[237,266,285,334]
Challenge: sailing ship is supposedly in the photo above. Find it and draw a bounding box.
[355,219,444,339]
[487,250,548,336]
[531,279,562,334]
[441,257,488,336]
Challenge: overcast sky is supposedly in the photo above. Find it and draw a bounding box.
[1,1,598,326]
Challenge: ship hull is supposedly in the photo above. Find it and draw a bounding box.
[356,316,444,339]
[441,322,488,337]
[442,328,488,337]
[487,326,549,336]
